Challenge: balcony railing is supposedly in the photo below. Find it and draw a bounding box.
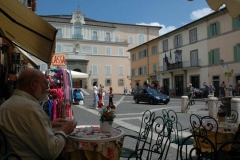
[105,37,111,41]
[159,59,201,72]
[92,36,98,40]
[72,34,83,39]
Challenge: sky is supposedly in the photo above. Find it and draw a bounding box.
[36,0,216,35]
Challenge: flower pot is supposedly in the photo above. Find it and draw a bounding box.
[100,121,112,132]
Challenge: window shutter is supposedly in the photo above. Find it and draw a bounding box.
[207,25,211,38]
[92,65,98,75]
[208,51,212,65]
[56,44,62,53]
[173,37,176,48]
[234,45,239,60]
[216,21,221,35]
[232,18,238,30]
[215,49,220,64]
[179,35,182,46]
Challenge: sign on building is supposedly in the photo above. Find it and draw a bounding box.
[51,54,65,66]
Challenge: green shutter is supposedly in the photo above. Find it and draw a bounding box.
[207,25,211,38]
[214,49,220,64]
[216,21,221,35]
[232,18,238,30]
[234,45,239,60]
[208,51,213,65]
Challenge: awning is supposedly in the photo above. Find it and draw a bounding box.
[0,0,57,66]
[206,0,240,18]
[70,70,88,79]
[16,46,39,69]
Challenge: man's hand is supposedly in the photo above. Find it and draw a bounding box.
[60,121,76,135]
[51,118,66,128]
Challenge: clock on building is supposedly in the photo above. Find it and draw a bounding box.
[74,14,81,20]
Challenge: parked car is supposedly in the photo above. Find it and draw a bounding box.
[133,89,170,105]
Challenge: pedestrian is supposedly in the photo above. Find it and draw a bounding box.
[203,82,209,98]
[220,81,226,97]
[187,83,194,105]
[74,88,83,104]
[0,68,76,159]
[98,84,103,108]
[228,85,233,96]
[124,87,128,95]
[129,88,132,95]
[93,81,99,109]
[209,84,215,96]
[102,86,105,105]
[109,87,114,106]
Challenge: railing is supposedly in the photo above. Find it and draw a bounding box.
[92,36,98,41]
[72,34,83,39]
[105,37,111,41]
[159,59,201,72]
[65,54,86,60]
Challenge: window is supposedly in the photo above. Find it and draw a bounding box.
[128,36,134,44]
[151,45,157,55]
[81,46,91,53]
[40,63,47,72]
[63,45,74,52]
[190,50,198,66]
[105,32,111,41]
[105,78,111,86]
[56,28,62,38]
[189,28,197,43]
[118,66,124,75]
[131,68,135,76]
[232,16,240,30]
[207,21,220,37]
[208,49,220,65]
[92,65,98,75]
[105,47,111,55]
[234,44,240,61]
[105,66,112,75]
[56,44,62,53]
[92,46,98,55]
[174,35,182,48]
[118,48,124,56]
[92,31,98,40]
[138,34,145,45]
[138,50,147,59]
[131,54,136,61]
[73,26,82,39]
[163,39,168,52]
[138,67,142,75]
[118,79,124,86]
[143,66,147,75]
[152,64,157,73]
[115,35,120,42]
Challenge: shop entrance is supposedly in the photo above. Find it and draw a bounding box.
[175,75,184,96]
[163,78,169,95]
[73,69,82,88]
[191,76,200,89]
[213,76,220,97]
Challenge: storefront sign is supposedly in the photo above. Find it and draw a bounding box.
[51,54,65,66]
[224,72,231,77]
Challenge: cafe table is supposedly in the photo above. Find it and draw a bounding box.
[62,125,124,160]
[192,120,239,152]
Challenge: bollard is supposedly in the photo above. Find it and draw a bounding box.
[231,98,240,123]
[208,97,218,119]
[181,96,188,113]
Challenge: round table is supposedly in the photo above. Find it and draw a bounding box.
[63,125,124,160]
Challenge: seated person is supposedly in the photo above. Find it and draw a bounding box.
[74,89,83,104]
[0,68,76,159]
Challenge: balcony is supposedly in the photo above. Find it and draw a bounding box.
[66,54,86,60]
[92,36,98,41]
[72,34,83,39]
[159,59,201,72]
[105,37,111,41]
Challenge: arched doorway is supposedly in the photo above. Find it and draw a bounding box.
[73,69,82,88]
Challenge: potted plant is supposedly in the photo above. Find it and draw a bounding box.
[98,105,116,132]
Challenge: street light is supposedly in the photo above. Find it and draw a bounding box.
[220,59,224,67]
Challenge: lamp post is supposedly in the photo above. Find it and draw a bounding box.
[220,59,224,67]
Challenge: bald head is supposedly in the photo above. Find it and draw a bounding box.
[17,68,44,88]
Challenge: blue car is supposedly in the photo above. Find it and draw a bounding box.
[133,89,170,105]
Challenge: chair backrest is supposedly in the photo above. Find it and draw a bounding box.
[0,127,8,156]
[218,139,240,160]
[134,110,155,156]
[180,134,217,160]
[230,109,238,123]
[145,116,173,160]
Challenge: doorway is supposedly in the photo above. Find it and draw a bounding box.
[191,75,200,89]
[175,75,184,96]
[213,76,220,97]
[163,78,169,95]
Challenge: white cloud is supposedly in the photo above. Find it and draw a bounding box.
[190,7,213,20]
[136,22,177,35]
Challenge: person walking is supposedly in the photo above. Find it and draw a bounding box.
[98,84,103,108]
[109,87,114,106]
[102,86,105,105]
[228,85,233,96]
[209,84,215,96]
[93,81,99,109]
[187,83,194,105]
[220,81,226,97]
[203,82,209,98]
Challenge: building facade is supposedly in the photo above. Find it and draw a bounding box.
[129,7,240,97]
[38,10,160,93]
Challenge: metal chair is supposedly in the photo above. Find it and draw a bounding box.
[127,116,173,160]
[1,152,22,160]
[217,139,240,160]
[119,110,155,159]
[180,134,217,160]
[165,110,194,160]
[229,109,239,123]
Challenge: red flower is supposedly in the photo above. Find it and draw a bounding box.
[109,105,116,109]
[105,112,110,117]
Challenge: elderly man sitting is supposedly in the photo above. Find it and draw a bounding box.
[0,68,76,159]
